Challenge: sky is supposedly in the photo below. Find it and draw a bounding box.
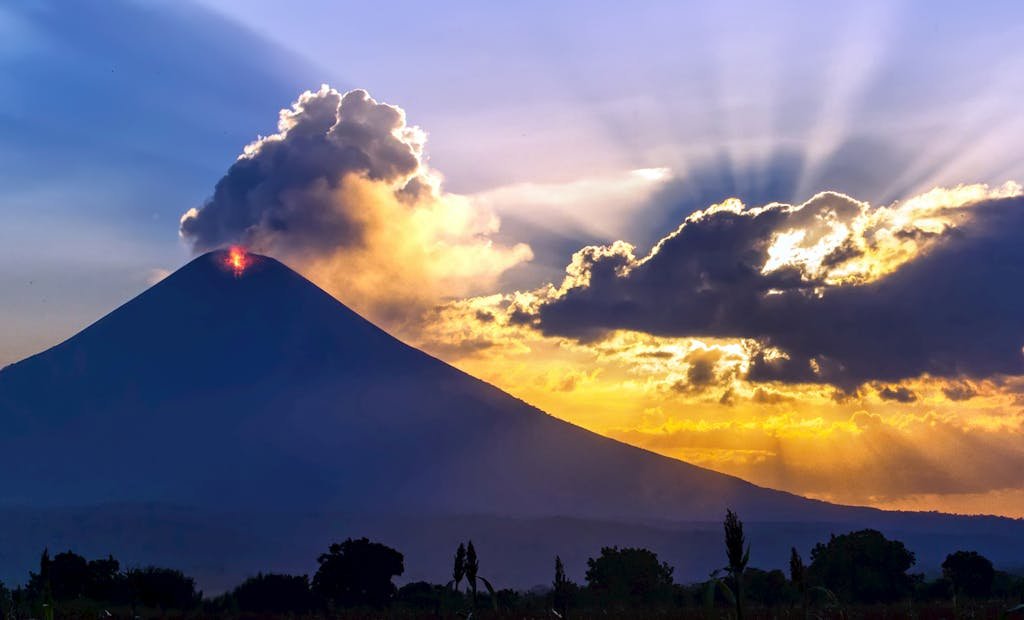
[3,0,1024,517]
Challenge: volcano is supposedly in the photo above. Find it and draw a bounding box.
[1,251,1021,590]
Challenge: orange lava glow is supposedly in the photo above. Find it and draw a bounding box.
[225,246,250,276]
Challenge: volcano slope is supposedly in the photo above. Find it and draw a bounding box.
[1,251,1021,590]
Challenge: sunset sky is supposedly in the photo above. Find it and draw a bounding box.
[3,0,1024,517]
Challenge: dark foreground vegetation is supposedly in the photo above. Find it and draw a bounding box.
[2,510,1022,619]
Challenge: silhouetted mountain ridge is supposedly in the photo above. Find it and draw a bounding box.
[1,250,1021,589]
[0,251,837,518]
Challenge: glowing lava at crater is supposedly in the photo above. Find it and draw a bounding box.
[224,246,251,276]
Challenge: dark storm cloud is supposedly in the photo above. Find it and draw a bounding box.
[877,385,918,403]
[180,86,425,255]
[685,353,718,387]
[534,191,1024,388]
[942,381,978,402]
[671,360,715,394]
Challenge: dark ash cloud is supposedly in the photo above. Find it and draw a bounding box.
[180,86,426,255]
[532,189,1024,388]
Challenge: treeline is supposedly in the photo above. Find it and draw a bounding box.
[2,510,1023,618]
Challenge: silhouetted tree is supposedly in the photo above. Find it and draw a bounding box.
[26,550,89,602]
[552,555,577,616]
[808,529,915,604]
[702,570,737,613]
[790,547,807,616]
[397,581,456,613]
[585,546,674,609]
[0,580,11,620]
[465,541,479,605]
[942,551,995,600]
[26,548,53,607]
[789,547,804,588]
[312,537,404,608]
[992,570,1024,600]
[47,551,88,601]
[24,549,123,606]
[232,572,316,614]
[84,555,121,601]
[451,543,466,593]
[461,541,496,608]
[724,509,750,620]
[918,576,954,601]
[492,587,520,608]
[746,568,788,607]
[126,567,201,610]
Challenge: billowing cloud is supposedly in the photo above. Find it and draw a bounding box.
[526,184,1024,387]
[180,85,531,330]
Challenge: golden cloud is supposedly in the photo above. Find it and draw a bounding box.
[181,86,532,335]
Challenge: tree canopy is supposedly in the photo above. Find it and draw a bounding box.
[942,550,995,599]
[126,567,201,610]
[808,529,916,603]
[585,546,674,608]
[232,572,316,614]
[3,530,1022,617]
[312,537,404,608]
[26,550,123,603]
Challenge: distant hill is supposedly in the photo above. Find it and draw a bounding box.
[1,251,1021,590]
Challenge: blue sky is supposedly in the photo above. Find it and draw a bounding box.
[2,0,1023,362]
